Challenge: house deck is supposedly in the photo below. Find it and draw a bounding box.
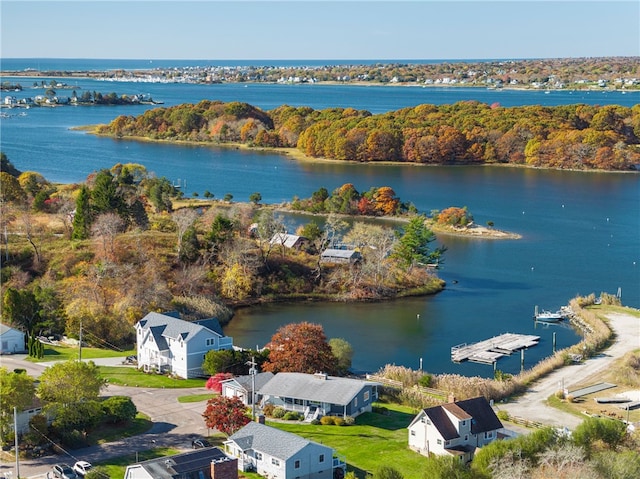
[451,333,540,364]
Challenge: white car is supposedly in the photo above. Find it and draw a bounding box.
[72,461,92,477]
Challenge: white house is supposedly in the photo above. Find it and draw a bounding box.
[0,323,26,354]
[258,372,379,421]
[124,447,237,479]
[224,421,346,479]
[221,372,274,405]
[135,312,233,379]
[408,396,503,463]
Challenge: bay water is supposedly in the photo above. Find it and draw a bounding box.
[1,63,638,376]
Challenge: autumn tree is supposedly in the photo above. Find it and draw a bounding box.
[0,172,26,204]
[205,372,234,393]
[263,322,338,374]
[91,212,125,259]
[202,396,250,436]
[373,186,400,215]
[437,206,474,227]
[172,208,199,260]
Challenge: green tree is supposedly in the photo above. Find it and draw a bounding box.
[37,360,106,406]
[249,192,262,204]
[0,367,36,441]
[329,338,353,375]
[2,287,39,334]
[72,185,92,240]
[392,215,444,270]
[102,396,137,423]
[92,169,125,218]
[373,465,404,479]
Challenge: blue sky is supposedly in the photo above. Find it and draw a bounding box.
[2,1,638,60]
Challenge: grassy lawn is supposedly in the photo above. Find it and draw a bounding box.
[87,413,153,445]
[269,403,427,479]
[177,393,217,403]
[27,344,136,362]
[99,366,207,388]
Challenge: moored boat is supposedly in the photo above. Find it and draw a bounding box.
[534,305,564,322]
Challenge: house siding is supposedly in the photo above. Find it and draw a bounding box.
[0,325,26,354]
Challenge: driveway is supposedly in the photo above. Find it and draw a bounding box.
[0,356,211,479]
[496,311,640,429]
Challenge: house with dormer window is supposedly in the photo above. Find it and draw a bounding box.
[408,396,503,463]
[135,311,233,379]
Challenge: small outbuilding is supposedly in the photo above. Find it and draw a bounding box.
[320,248,362,265]
[0,323,26,354]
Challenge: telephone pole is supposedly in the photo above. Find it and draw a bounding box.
[246,356,258,420]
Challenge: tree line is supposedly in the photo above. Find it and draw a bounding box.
[97,100,640,171]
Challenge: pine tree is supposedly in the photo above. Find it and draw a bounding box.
[72,185,91,240]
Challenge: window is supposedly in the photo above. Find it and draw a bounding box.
[364,391,369,401]
[272,458,280,466]
[462,420,466,426]
[464,435,468,441]
[354,397,358,407]
[294,460,300,469]
[206,338,216,346]
[485,431,492,439]
[437,439,442,445]
[319,454,325,463]
[410,430,416,436]
[255,452,262,461]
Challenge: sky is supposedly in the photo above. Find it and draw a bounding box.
[1,1,639,60]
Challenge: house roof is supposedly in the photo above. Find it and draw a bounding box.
[320,249,360,259]
[410,396,503,439]
[270,233,306,248]
[130,447,231,479]
[227,422,326,460]
[137,312,226,345]
[257,372,376,406]
[0,323,23,335]
[223,372,274,392]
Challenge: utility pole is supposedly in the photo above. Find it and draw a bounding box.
[246,356,257,420]
[14,407,20,479]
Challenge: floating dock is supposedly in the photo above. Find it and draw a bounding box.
[451,333,540,364]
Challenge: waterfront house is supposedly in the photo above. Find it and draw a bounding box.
[320,248,362,265]
[408,396,503,463]
[124,447,238,479]
[224,421,346,479]
[221,372,274,405]
[135,311,233,379]
[0,323,26,354]
[257,372,379,420]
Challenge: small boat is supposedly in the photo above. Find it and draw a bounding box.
[534,306,564,322]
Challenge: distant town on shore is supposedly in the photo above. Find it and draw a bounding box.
[2,56,639,90]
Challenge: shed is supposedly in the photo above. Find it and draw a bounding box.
[0,323,26,354]
[320,249,362,264]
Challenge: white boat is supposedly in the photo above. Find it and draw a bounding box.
[534,306,564,322]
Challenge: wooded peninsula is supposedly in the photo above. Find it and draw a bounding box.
[94,100,640,171]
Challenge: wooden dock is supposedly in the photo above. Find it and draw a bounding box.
[451,333,540,364]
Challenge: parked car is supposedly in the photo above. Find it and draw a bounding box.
[51,464,78,479]
[192,438,211,449]
[73,461,93,477]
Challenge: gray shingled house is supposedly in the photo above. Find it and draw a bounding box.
[408,396,503,463]
[224,421,346,479]
[257,372,379,421]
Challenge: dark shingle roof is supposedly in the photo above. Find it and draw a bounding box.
[455,397,503,434]
[135,447,229,479]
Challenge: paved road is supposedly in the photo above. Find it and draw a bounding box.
[496,311,640,429]
[0,356,211,479]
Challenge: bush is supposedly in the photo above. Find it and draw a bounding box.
[418,374,432,387]
[496,410,510,421]
[334,417,346,426]
[283,411,302,421]
[272,407,286,418]
[343,416,355,425]
[262,403,275,417]
[320,416,335,425]
[310,419,321,425]
[102,396,137,423]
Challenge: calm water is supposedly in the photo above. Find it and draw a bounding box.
[1,62,638,376]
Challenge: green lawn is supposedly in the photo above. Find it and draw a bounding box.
[269,403,427,479]
[88,413,153,445]
[27,344,136,362]
[177,393,217,403]
[99,366,207,388]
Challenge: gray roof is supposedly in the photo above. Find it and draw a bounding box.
[223,372,274,393]
[257,372,376,406]
[0,323,22,335]
[137,312,226,345]
[227,422,325,460]
[133,446,230,479]
[320,248,360,259]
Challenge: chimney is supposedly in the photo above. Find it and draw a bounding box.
[314,372,328,380]
[256,414,265,424]
[447,393,456,404]
[211,457,238,479]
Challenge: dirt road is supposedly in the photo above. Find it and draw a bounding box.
[496,311,639,429]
